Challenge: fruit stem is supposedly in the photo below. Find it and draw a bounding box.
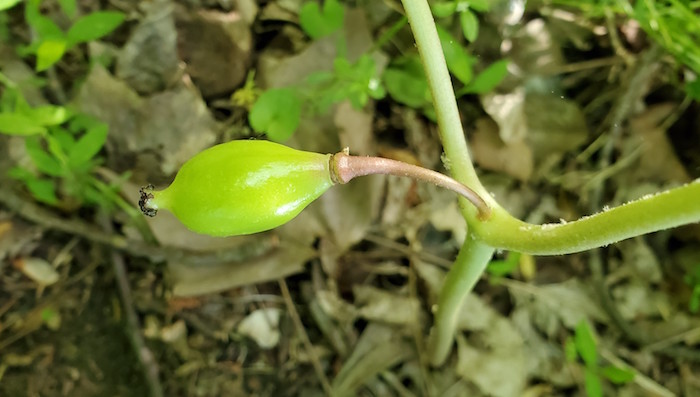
[330,151,491,219]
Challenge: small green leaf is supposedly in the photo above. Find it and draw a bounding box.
[466,0,490,12]
[249,88,302,142]
[0,113,47,135]
[299,0,344,39]
[67,11,125,46]
[25,137,65,176]
[600,365,635,384]
[690,284,700,313]
[0,0,21,11]
[45,134,69,165]
[58,0,77,18]
[564,337,578,362]
[367,78,385,100]
[68,113,102,133]
[26,177,60,205]
[487,251,520,277]
[383,56,431,108]
[51,127,76,152]
[9,167,60,205]
[437,26,474,84]
[36,39,67,71]
[68,123,108,167]
[584,367,603,397]
[432,2,457,17]
[26,14,64,40]
[461,59,509,95]
[460,9,479,42]
[22,105,72,126]
[574,320,598,368]
[687,79,700,101]
[0,14,9,43]
[328,54,384,109]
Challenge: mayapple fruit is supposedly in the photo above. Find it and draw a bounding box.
[140,140,333,236]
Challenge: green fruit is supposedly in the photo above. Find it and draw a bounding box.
[140,140,333,236]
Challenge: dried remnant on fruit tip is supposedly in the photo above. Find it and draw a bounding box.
[139,184,157,217]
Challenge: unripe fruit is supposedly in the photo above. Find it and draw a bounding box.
[140,140,490,237]
[140,140,333,236]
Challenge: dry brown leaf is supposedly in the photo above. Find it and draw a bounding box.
[170,242,315,296]
[470,117,534,181]
[116,1,180,94]
[174,5,253,98]
[628,103,691,183]
[76,65,217,176]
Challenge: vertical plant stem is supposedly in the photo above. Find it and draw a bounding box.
[428,235,494,365]
[400,0,491,208]
[400,0,496,366]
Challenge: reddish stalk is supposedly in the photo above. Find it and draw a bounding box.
[330,151,491,219]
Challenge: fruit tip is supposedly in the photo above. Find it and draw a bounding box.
[139,184,158,217]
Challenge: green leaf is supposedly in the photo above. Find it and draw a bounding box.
[437,26,474,84]
[68,113,102,133]
[460,9,479,42]
[461,59,509,95]
[383,56,431,108]
[687,79,700,101]
[574,320,598,368]
[27,178,60,205]
[367,78,385,100]
[690,285,700,313]
[299,0,344,39]
[66,11,125,46]
[9,168,60,205]
[68,123,108,167]
[58,0,77,18]
[564,338,578,362]
[0,0,21,11]
[25,14,64,41]
[329,54,384,109]
[465,0,490,12]
[432,2,457,18]
[22,105,72,126]
[584,367,603,397]
[0,113,47,135]
[600,365,635,384]
[486,251,520,277]
[249,88,302,142]
[36,39,67,71]
[45,134,69,165]
[50,127,76,152]
[25,137,64,176]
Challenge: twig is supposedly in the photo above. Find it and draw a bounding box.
[643,326,700,352]
[364,233,454,268]
[0,186,276,266]
[599,348,675,397]
[97,212,163,397]
[278,279,333,396]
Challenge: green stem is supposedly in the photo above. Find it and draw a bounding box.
[400,0,700,367]
[428,235,494,366]
[472,180,700,255]
[400,0,490,210]
[402,0,495,367]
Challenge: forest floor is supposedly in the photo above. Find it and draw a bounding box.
[1,1,700,396]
